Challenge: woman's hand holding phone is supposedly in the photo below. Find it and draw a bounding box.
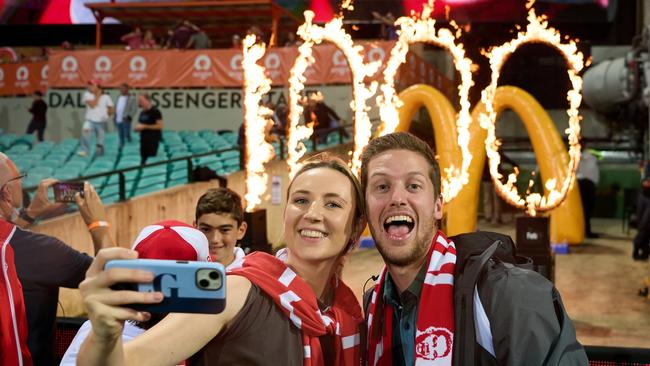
[79,248,163,342]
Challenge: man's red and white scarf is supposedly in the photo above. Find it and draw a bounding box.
[227,252,363,366]
[367,231,457,366]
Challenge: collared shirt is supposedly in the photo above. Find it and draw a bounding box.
[383,259,429,366]
[115,95,128,123]
[84,92,114,123]
[576,150,599,184]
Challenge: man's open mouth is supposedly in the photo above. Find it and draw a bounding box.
[383,215,415,238]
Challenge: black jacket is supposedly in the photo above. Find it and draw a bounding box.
[451,232,587,365]
[364,232,588,365]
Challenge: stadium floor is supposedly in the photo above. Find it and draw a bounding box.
[342,218,650,348]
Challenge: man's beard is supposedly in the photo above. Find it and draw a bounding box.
[371,220,436,267]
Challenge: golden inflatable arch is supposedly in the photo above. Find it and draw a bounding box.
[394,84,584,244]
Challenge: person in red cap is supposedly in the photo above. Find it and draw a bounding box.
[77,154,366,365]
[79,79,114,157]
[60,220,211,365]
[64,187,249,365]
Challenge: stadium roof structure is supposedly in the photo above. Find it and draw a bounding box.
[85,0,301,48]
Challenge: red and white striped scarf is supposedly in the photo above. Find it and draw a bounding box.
[227,252,362,366]
[367,231,457,366]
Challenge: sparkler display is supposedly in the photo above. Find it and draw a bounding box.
[286,29,316,179]
[241,34,276,212]
[241,0,583,218]
[287,10,380,176]
[377,0,474,203]
[479,1,584,215]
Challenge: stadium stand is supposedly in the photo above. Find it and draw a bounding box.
[2,127,352,205]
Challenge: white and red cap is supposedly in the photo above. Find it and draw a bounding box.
[131,220,211,262]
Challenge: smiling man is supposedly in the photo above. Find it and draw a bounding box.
[194,187,247,268]
[360,132,587,365]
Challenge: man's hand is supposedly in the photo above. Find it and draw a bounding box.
[75,182,107,226]
[134,124,145,132]
[26,178,65,219]
[76,182,114,251]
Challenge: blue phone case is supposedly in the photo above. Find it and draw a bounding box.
[105,259,226,314]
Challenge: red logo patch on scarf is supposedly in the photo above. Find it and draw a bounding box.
[415,327,453,360]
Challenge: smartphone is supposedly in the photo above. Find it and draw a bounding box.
[105,259,226,314]
[53,182,85,203]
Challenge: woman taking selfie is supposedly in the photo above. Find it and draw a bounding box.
[77,154,366,366]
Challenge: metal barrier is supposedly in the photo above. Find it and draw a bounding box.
[23,124,354,202]
[24,145,238,202]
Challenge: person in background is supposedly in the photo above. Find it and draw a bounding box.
[271,104,288,137]
[481,151,518,225]
[141,30,158,49]
[372,11,398,40]
[577,141,601,238]
[62,186,248,365]
[121,26,143,50]
[61,41,74,50]
[237,121,246,170]
[633,160,650,260]
[246,25,265,44]
[262,101,280,144]
[284,32,302,47]
[186,23,212,49]
[162,29,175,49]
[231,34,242,48]
[80,79,114,157]
[26,91,47,142]
[0,220,31,365]
[170,20,194,49]
[60,220,212,365]
[0,152,113,366]
[134,93,163,164]
[194,187,247,267]
[113,83,138,149]
[310,92,345,143]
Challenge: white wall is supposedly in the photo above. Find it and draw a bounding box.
[0,85,355,141]
[0,84,609,143]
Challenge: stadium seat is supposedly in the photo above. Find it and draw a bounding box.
[55,168,82,181]
[7,144,30,154]
[29,166,55,177]
[64,160,90,172]
[169,170,188,180]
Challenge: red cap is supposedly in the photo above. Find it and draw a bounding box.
[131,220,211,262]
[87,78,101,87]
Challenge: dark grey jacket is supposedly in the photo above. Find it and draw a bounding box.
[363,232,589,365]
[115,93,138,123]
[452,233,588,366]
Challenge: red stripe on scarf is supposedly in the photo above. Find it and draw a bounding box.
[0,220,32,366]
[367,231,457,366]
[227,252,362,366]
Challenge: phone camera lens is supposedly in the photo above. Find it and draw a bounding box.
[209,271,219,280]
[199,279,210,288]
